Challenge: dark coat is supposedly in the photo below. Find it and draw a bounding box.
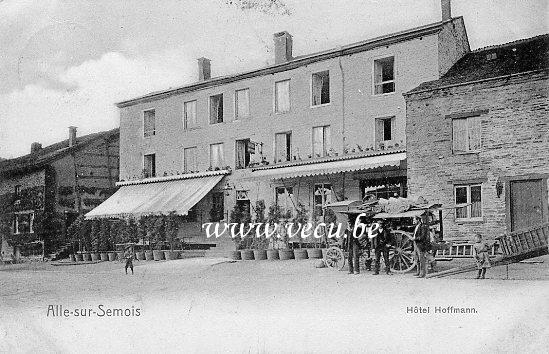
[414,224,431,252]
[371,227,392,249]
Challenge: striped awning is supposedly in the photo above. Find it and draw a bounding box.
[85,171,227,219]
[250,152,405,179]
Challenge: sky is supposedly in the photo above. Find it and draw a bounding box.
[0,0,547,158]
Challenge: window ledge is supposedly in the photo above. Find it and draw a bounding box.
[453,151,480,156]
[455,218,484,224]
[310,102,331,108]
[372,92,396,97]
[274,110,290,115]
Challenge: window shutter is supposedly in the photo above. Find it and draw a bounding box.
[323,126,331,155]
[375,119,384,143]
[312,127,323,157]
[452,118,467,152]
[468,116,481,151]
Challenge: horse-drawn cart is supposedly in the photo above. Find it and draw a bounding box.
[324,196,445,273]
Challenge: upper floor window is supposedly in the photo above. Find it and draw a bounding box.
[235,88,250,119]
[183,100,197,129]
[452,116,481,153]
[375,117,395,143]
[275,132,292,163]
[143,153,156,178]
[14,212,34,234]
[183,147,198,173]
[143,109,156,137]
[209,143,225,168]
[312,125,331,158]
[235,139,251,169]
[374,57,395,95]
[312,71,330,106]
[274,80,290,113]
[455,184,482,220]
[209,94,223,124]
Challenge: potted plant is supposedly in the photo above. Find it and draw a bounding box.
[126,218,143,260]
[99,219,110,261]
[89,220,101,261]
[164,212,181,260]
[229,203,254,260]
[152,216,166,261]
[265,204,283,260]
[251,200,268,260]
[142,216,154,261]
[292,202,309,260]
[107,220,119,261]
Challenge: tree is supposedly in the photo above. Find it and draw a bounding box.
[165,212,181,251]
[251,200,268,250]
[89,220,100,252]
[292,202,309,248]
[98,219,110,252]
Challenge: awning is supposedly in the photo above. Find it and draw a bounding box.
[250,152,405,179]
[85,171,227,219]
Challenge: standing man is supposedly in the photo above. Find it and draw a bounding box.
[345,214,361,275]
[411,215,430,278]
[372,219,393,275]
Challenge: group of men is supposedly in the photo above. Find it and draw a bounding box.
[344,214,432,278]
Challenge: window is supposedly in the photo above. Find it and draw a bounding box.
[210,192,224,222]
[143,153,156,178]
[452,116,481,153]
[312,125,331,157]
[375,117,395,143]
[312,71,330,106]
[275,187,294,212]
[374,57,395,94]
[455,184,482,220]
[14,212,34,234]
[275,80,290,113]
[183,147,198,173]
[14,185,21,199]
[275,132,292,162]
[143,109,156,137]
[209,143,224,168]
[235,139,251,169]
[314,183,333,208]
[209,94,223,124]
[183,100,197,129]
[235,89,250,119]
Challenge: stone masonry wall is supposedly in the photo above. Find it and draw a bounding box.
[406,71,549,240]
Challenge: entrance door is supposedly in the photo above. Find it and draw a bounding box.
[510,179,544,231]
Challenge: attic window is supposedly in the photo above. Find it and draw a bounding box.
[486,52,497,61]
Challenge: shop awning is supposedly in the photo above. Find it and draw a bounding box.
[85,171,228,219]
[250,152,405,179]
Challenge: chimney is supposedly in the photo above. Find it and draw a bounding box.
[197,57,211,81]
[441,0,452,21]
[274,31,293,64]
[30,142,42,154]
[68,126,77,147]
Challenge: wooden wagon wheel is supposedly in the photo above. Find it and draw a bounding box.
[388,230,416,273]
[324,246,345,270]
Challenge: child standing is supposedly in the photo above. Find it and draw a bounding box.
[472,234,491,279]
[124,246,134,275]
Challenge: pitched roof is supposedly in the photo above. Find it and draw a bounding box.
[116,17,464,108]
[407,34,549,94]
[0,128,119,177]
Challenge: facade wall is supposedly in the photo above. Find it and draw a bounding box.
[406,71,549,240]
[437,17,469,76]
[119,33,443,181]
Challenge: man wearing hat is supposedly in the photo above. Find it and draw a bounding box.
[371,219,393,275]
[411,215,431,278]
[345,214,361,275]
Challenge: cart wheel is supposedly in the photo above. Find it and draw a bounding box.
[388,230,416,273]
[324,247,345,270]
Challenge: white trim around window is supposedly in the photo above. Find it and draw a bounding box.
[372,55,396,96]
[310,70,331,108]
[14,211,35,234]
[454,184,483,221]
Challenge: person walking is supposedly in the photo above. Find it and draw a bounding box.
[372,219,393,275]
[124,246,134,275]
[473,234,491,279]
[411,215,430,278]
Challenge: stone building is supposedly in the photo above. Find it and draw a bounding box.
[405,34,549,241]
[0,127,119,259]
[88,1,470,252]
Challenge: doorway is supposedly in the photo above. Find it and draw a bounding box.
[509,179,544,232]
